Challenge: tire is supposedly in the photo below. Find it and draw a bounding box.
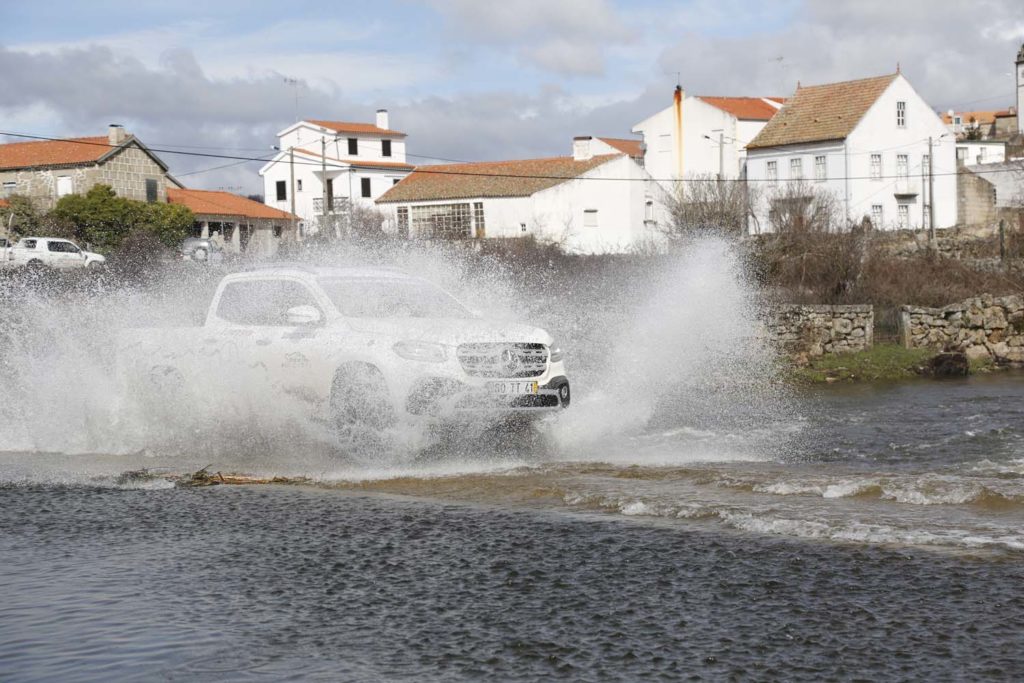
[87,261,103,269]
[328,364,397,455]
[26,259,44,270]
[193,247,208,262]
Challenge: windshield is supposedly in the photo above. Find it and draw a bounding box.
[318,278,471,319]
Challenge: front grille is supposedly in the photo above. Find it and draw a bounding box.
[456,343,548,378]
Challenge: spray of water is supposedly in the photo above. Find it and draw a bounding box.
[0,235,797,482]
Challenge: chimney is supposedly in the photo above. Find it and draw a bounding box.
[108,124,127,146]
[573,136,593,161]
[376,109,389,130]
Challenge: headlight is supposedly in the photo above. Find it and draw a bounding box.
[548,341,564,363]
[393,340,447,363]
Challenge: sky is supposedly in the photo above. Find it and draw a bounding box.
[2,0,1024,194]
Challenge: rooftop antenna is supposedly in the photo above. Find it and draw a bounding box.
[284,77,300,122]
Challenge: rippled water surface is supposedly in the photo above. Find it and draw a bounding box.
[3,373,1024,681]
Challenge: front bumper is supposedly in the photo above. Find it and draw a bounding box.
[406,375,570,416]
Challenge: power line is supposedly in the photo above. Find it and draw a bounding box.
[1,129,1022,185]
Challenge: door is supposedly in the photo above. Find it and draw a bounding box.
[209,278,330,399]
[46,240,84,268]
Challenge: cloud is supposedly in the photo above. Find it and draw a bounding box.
[424,0,638,76]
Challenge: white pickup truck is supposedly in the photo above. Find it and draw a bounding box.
[119,265,570,435]
[8,237,106,269]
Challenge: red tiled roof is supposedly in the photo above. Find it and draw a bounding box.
[747,74,899,149]
[597,137,643,157]
[698,96,783,121]
[292,148,414,170]
[306,119,406,137]
[377,154,621,203]
[941,110,1002,125]
[995,109,1015,118]
[0,136,114,171]
[167,188,298,221]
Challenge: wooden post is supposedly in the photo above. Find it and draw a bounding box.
[999,218,1007,264]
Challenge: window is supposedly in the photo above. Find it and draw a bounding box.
[361,177,371,198]
[923,205,931,229]
[297,179,303,192]
[393,178,401,185]
[896,154,908,179]
[870,154,882,180]
[145,178,158,203]
[789,157,802,180]
[766,160,777,184]
[272,225,283,238]
[56,176,73,197]
[645,200,654,221]
[216,280,321,327]
[658,134,671,153]
[896,101,906,128]
[583,209,599,227]
[347,138,358,155]
[520,223,527,233]
[397,206,409,238]
[472,202,485,237]
[21,239,37,249]
[47,240,80,253]
[410,203,472,239]
[979,146,987,162]
[275,180,287,201]
[871,204,883,227]
[956,147,966,162]
[897,204,909,229]
[954,116,962,126]
[922,154,930,176]
[1,180,15,196]
[327,178,334,211]
[814,155,826,182]
[382,140,392,157]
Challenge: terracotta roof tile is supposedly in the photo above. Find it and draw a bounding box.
[698,96,783,121]
[306,119,406,137]
[0,198,9,208]
[596,137,644,157]
[747,74,899,149]
[377,154,621,203]
[941,110,1002,125]
[0,136,114,171]
[167,189,298,221]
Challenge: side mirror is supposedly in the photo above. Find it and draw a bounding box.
[286,305,322,326]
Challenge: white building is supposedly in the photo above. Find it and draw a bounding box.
[376,137,668,254]
[631,87,784,188]
[745,72,957,233]
[956,140,1007,166]
[260,110,413,234]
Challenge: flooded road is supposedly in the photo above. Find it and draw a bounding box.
[2,373,1024,681]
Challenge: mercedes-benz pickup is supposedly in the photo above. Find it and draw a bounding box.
[118,265,570,432]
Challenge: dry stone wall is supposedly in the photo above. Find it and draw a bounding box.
[768,305,874,356]
[899,294,1024,364]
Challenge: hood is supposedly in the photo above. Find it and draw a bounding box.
[343,316,552,347]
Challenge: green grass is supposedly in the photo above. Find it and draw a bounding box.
[789,344,936,384]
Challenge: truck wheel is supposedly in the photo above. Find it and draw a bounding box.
[26,259,44,270]
[329,364,395,433]
[193,248,208,261]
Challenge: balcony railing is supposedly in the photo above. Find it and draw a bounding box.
[312,197,351,216]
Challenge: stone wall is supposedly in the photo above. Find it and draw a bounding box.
[899,294,1024,364]
[768,305,874,356]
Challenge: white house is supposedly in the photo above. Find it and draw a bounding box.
[259,110,414,235]
[376,136,668,254]
[956,140,1007,166]
[631,86,784,188]
[745,72,957,233]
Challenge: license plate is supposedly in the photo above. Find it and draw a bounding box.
[488,381,539,395]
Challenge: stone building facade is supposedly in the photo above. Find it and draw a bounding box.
[0,125,180,211]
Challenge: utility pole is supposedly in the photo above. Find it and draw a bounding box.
[718,131,725,182]
[928,135,936,242]
[321,136,328,238]
[289,147,297,241]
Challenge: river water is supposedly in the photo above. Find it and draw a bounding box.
[2,372,1023,681]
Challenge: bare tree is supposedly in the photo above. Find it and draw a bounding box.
[664,174,758,239]
[767,180,842,234]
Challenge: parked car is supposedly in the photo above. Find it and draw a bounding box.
[119,265,571,435]
[180,237,225,264]
[8,237,106,269]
